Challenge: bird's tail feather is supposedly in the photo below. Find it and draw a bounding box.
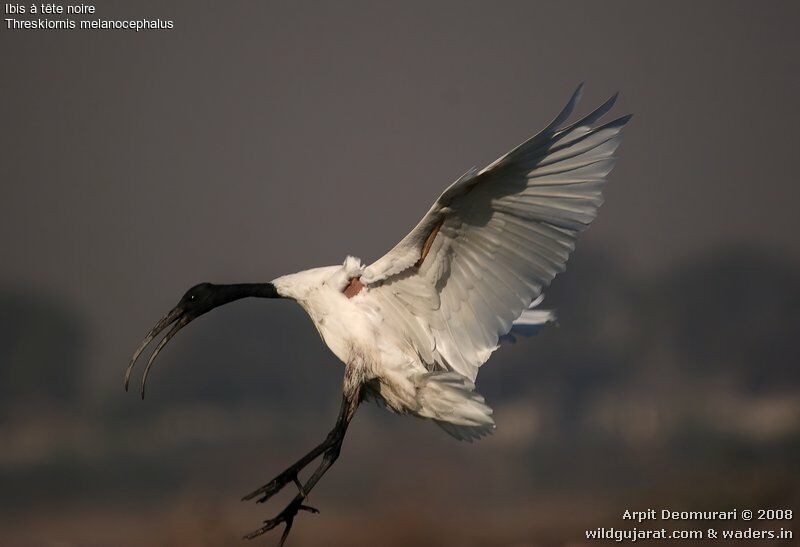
[414,371,495,442]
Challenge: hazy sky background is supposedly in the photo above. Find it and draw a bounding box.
[2,3,800,545]
[2,0,799,392]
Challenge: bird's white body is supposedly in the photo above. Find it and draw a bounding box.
[271,86,630,440]
[274,259,498,440]
[273,260,435,422]
[274,263,372,368]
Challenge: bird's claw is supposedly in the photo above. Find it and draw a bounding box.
[242,498,319,545]
[242,469,302,503]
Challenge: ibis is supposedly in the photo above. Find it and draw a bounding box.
[125,84,630,544]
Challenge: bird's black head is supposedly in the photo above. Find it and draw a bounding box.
[178,282,222,318]
[125,281,278,398]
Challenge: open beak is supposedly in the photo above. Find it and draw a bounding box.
[125,306,193,399]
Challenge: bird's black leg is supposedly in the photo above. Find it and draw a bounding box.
[241,391,358,503]
[241,436,329,502]
[243,387,360,544]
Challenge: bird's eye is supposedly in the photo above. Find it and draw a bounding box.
[189,294,196,301]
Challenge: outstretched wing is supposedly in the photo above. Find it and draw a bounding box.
[360,85,630,381]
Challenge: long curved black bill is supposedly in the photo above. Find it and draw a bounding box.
[140,315,190,399]
[124,306,190,398]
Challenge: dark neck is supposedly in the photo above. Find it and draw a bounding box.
[216,282,280,304]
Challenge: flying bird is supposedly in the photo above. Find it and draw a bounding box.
[125,84,630,545]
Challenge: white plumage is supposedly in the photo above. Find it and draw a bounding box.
[271,85,629,441]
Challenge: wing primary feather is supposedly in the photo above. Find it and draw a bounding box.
[554,92,618,138]
[481,84,585,173]
[548,114,631,157]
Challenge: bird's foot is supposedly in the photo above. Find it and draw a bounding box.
[243,497,319,545]
[242,468,306,503]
